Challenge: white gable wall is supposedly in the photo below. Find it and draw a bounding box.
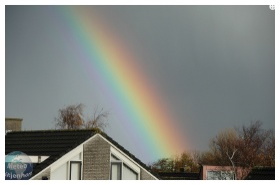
[49,145,83,180]
[51,162,68,180]
[49,147,83,180]
[31,144,83,180]
[110,147,140,174]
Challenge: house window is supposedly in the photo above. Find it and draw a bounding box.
[111,162,122,180]
[70,161,82,180]
[110,154,139,180]
[123,164,138,180]
[207,170,235,180]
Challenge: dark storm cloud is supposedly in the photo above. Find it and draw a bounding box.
[6,6,274,161]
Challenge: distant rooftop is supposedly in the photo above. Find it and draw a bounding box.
[245,167,275,180]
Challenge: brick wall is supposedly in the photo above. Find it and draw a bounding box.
[83,135,111,180]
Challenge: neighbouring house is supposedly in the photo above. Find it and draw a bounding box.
[199,164,250,180]
[245,167,275,180]
[5,129,159,180]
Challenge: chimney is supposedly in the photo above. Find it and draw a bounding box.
[5,118,22,133]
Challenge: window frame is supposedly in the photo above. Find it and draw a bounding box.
[110,152,140,180]
[122,163,139,180]
[69,161,82,180]
[110,161,122,180]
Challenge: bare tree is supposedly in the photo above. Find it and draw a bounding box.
[209,128,240,178]
[55,104,109,131]
[55,103,84,129]
[235,121,274,168]
[261,131,275,166]
[190,150,201,167]
[198,151,217,165]
[84,107,109,131]
[199,121,274,179]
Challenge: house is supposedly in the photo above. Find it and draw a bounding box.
[5,129,159,180]
[199,164,250,180]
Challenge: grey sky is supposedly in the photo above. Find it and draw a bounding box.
[5,5,274,163]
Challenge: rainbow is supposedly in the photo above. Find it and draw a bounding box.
[58,6,188,160]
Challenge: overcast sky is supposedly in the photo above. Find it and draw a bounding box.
[5,5,274,163]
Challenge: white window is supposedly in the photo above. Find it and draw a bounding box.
[51,162,68,180]
[110,154,139,180]
[111,162,122,180]
[70,161,82,180]
[123,164,138,180]
[207,170,235,180]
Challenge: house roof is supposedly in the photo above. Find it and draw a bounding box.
[5,129,95,156]
[5,129,158,179]
[245,167,275,180]
[158,172,199,180]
